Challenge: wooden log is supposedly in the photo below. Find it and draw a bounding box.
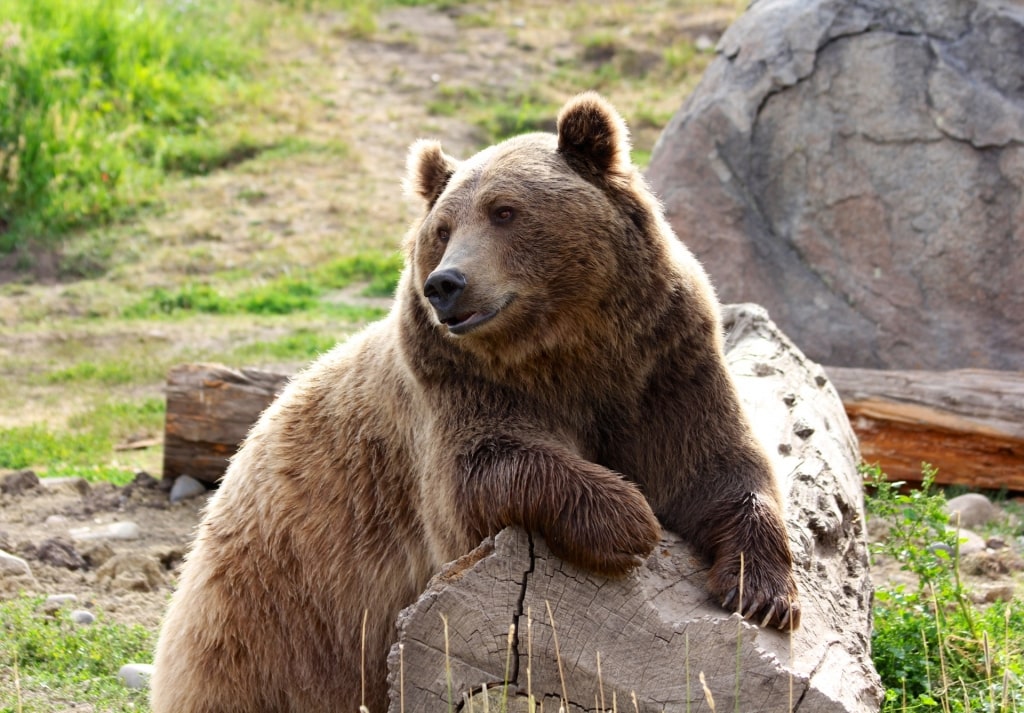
[827,367,1024,490]
[159,330,1024,495]
[162,363,289,485]
[384,304,882,713]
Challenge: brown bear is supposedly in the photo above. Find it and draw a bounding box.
[150,92,799,713]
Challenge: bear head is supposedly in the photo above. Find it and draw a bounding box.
[403,92,676,368]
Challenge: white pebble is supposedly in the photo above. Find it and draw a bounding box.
[70,609,96,625]
[0,550,32,577]
[170,475,207,503]
[70,521,141,541]
[118,663,156,689]
[695,35,715,53]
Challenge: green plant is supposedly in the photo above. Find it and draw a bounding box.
[124,252,402,318]
[0,0,261,249]
[0,595,153,713]
[0,397,163,483]
[865,464,1024,712]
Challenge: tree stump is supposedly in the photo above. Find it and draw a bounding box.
[163,364,289,485]
[385,304,882,713]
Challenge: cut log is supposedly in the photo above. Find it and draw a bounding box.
[161,359,1024,492]
[384,304,882,713]
[162,363,289,485]
[827,367,1024,490]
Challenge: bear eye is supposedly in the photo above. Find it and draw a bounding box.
[491,206,515,225]
[436,225,450,243]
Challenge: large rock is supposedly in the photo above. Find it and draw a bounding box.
[647,0,1024,370]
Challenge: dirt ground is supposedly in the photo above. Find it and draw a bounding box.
[0,472,200,630]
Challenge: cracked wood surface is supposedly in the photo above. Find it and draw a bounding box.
[386,305,882,713]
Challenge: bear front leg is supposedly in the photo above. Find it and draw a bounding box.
[455,435,661,578]
[702,491,801,630]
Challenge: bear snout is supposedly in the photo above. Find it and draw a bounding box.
[424,268,467,318]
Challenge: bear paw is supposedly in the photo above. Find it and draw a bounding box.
[543,479,661,578]
[708,555,801,631]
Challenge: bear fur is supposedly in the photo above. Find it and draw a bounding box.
[150,92,799,713]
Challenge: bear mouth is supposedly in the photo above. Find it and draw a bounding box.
[443,309,498,335]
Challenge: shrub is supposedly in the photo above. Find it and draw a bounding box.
[865,464,1024,712]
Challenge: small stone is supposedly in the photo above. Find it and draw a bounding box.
[108,521,141,539]
[44,514,69,528]
[986,536,1007,550]
[952,527,986,556]
[36,538,87,570]
[170,475,207,503]
[0,549,32,577]
[695,35,715,53]
[118,663,156,690]
[70,609,95,625]
[1,469,39,495]
[947,493,998,529]
[41,593,80,616]
[70,521,141,542]
[928,542,954,557]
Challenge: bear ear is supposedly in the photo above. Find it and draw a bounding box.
[405,139,460,208]
[556,91,632,179]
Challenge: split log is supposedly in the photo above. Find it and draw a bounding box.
[827,367,1024,490]
[384,304,882,713]
[163,364,289,485]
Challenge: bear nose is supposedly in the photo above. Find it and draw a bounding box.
[423,268,467,315]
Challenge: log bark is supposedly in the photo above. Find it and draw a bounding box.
[827,367,1024,490]
[384,304,882,713]
[162,363,289,485]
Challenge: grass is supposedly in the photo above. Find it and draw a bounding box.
[123,252,401,318]
[0,398,164,484]
[0,0,268,250]
[0,596,154,713]
[865,464,1024,712]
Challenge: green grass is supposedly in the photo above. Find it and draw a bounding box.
[0,0,264,249]
[230,328,342,363]
[865,464,1024,712]
[123,252,402,318]
[0,596,153,713]
[0,398,164,484]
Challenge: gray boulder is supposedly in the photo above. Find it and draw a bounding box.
[647,0,1024,369]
